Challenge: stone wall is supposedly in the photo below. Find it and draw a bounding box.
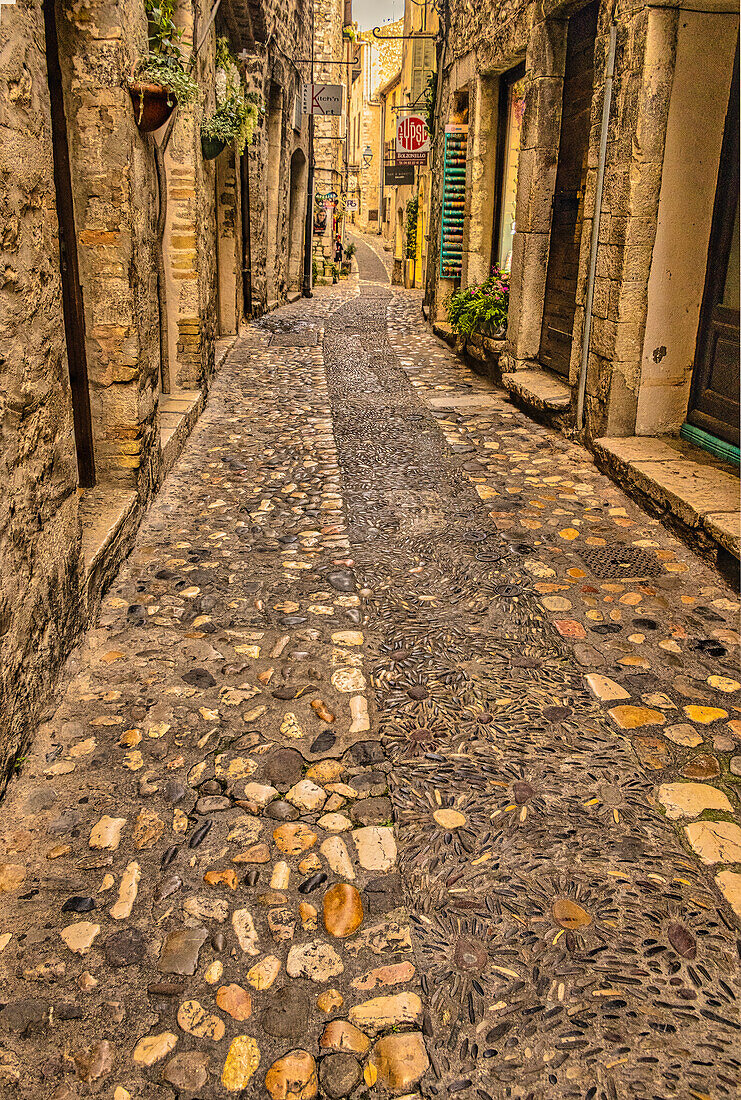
[56,0,162,490]
[237,0,312,311]
[314,0,346,253]
[427,0,739,443]
[0,0,311,787]
[0,0,84,784]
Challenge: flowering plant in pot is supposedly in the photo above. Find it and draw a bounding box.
[129,0,198,132]
[201,38,261,160]
[446,266,510,339]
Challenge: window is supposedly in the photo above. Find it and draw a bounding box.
[410,36,435,106]
[493,63,526,273]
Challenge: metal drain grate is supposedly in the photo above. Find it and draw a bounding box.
[575,544,663,579]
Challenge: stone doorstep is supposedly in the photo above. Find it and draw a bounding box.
[594,436,741,561]
[79,486,139,615]
[501,368,572,412]
[215,335,236,371]
[159,389,204,478]
[426,394,501,410]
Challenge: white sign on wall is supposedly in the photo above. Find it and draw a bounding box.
[301,84,344,116]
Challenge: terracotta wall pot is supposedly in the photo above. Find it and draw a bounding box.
[201,135,226,160]
[129,82,176,133]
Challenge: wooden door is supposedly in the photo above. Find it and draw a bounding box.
[539,2,598,378]
[686,46,740,447]
[43,0,96,487]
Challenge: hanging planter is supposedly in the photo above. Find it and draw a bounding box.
[129,81,177,132]
[201,134,225,160]
[128,1,198,133]
[200,38,262,160]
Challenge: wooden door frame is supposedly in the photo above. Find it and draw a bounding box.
[538,0,599,378]
[686,42,740,444]
[491,61,526,272]
[43,0,96,488]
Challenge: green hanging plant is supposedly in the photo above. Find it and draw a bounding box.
[405,196,419,259]
[423,69,437,139]
[130,0,198,115]
[201,37,262,156]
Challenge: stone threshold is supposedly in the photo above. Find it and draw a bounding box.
[159,389,204,478]
[79,486,140,616]
[501,367,573,426]
[594,435,741,576]
[215,335,236,370]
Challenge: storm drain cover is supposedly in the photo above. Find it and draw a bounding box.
[575,544,663,579]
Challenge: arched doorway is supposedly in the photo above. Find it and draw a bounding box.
[287,148,307,292]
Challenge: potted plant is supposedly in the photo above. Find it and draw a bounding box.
[129,1,198,132]
[446,266,510,339]
[201,38,261,160]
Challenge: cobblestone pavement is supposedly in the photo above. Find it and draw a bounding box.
[0,264,739,1100]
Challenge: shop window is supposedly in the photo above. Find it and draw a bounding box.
[492,62,526,273]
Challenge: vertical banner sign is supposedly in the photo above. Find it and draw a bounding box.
[396,114,430,165]
[301,84,344,116]
[440,124,468,278]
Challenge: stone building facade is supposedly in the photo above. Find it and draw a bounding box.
[380,2,437,288]
[311,0,348,260]
[348,22,403,234]
[0,0,312,782]
[426,0,739,569]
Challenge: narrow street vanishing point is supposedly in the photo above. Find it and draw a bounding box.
[1,245,740,1100]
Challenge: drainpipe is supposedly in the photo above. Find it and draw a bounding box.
[576,24,617,432]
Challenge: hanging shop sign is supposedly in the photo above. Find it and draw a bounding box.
[385,164,415,186]
[396,114,430,165]
[301,83,344,116]
[346,199,358,211]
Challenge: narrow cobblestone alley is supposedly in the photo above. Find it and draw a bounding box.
[0,258,739,1100]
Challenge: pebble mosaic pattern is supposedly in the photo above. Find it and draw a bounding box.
[0,255,738,1100]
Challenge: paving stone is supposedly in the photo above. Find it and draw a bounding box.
[261,985,310,1038]
[319,1020,370,1055]
[684,820,741,863]
[319,1052,361,1098]
[323,883,363,938]
[221,1035,260,1090]
[350,796,393,825]
[658,782,732,819]
[367,1032,429,1092]
[158,928,208,975]
[286,941,344,982]
[264,1049,317,1100]
[348,992,422,1034]
[162,1051,210,1091]
[2,273,739,1100]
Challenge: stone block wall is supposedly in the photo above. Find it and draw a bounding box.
[314,0,346,209]
[56,0,161,491]
[428,0,738,444]
[0,0,84,784]
[163,0,218,391]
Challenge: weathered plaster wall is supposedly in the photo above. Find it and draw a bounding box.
[0,0,84,783]
[636,12,738,435]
